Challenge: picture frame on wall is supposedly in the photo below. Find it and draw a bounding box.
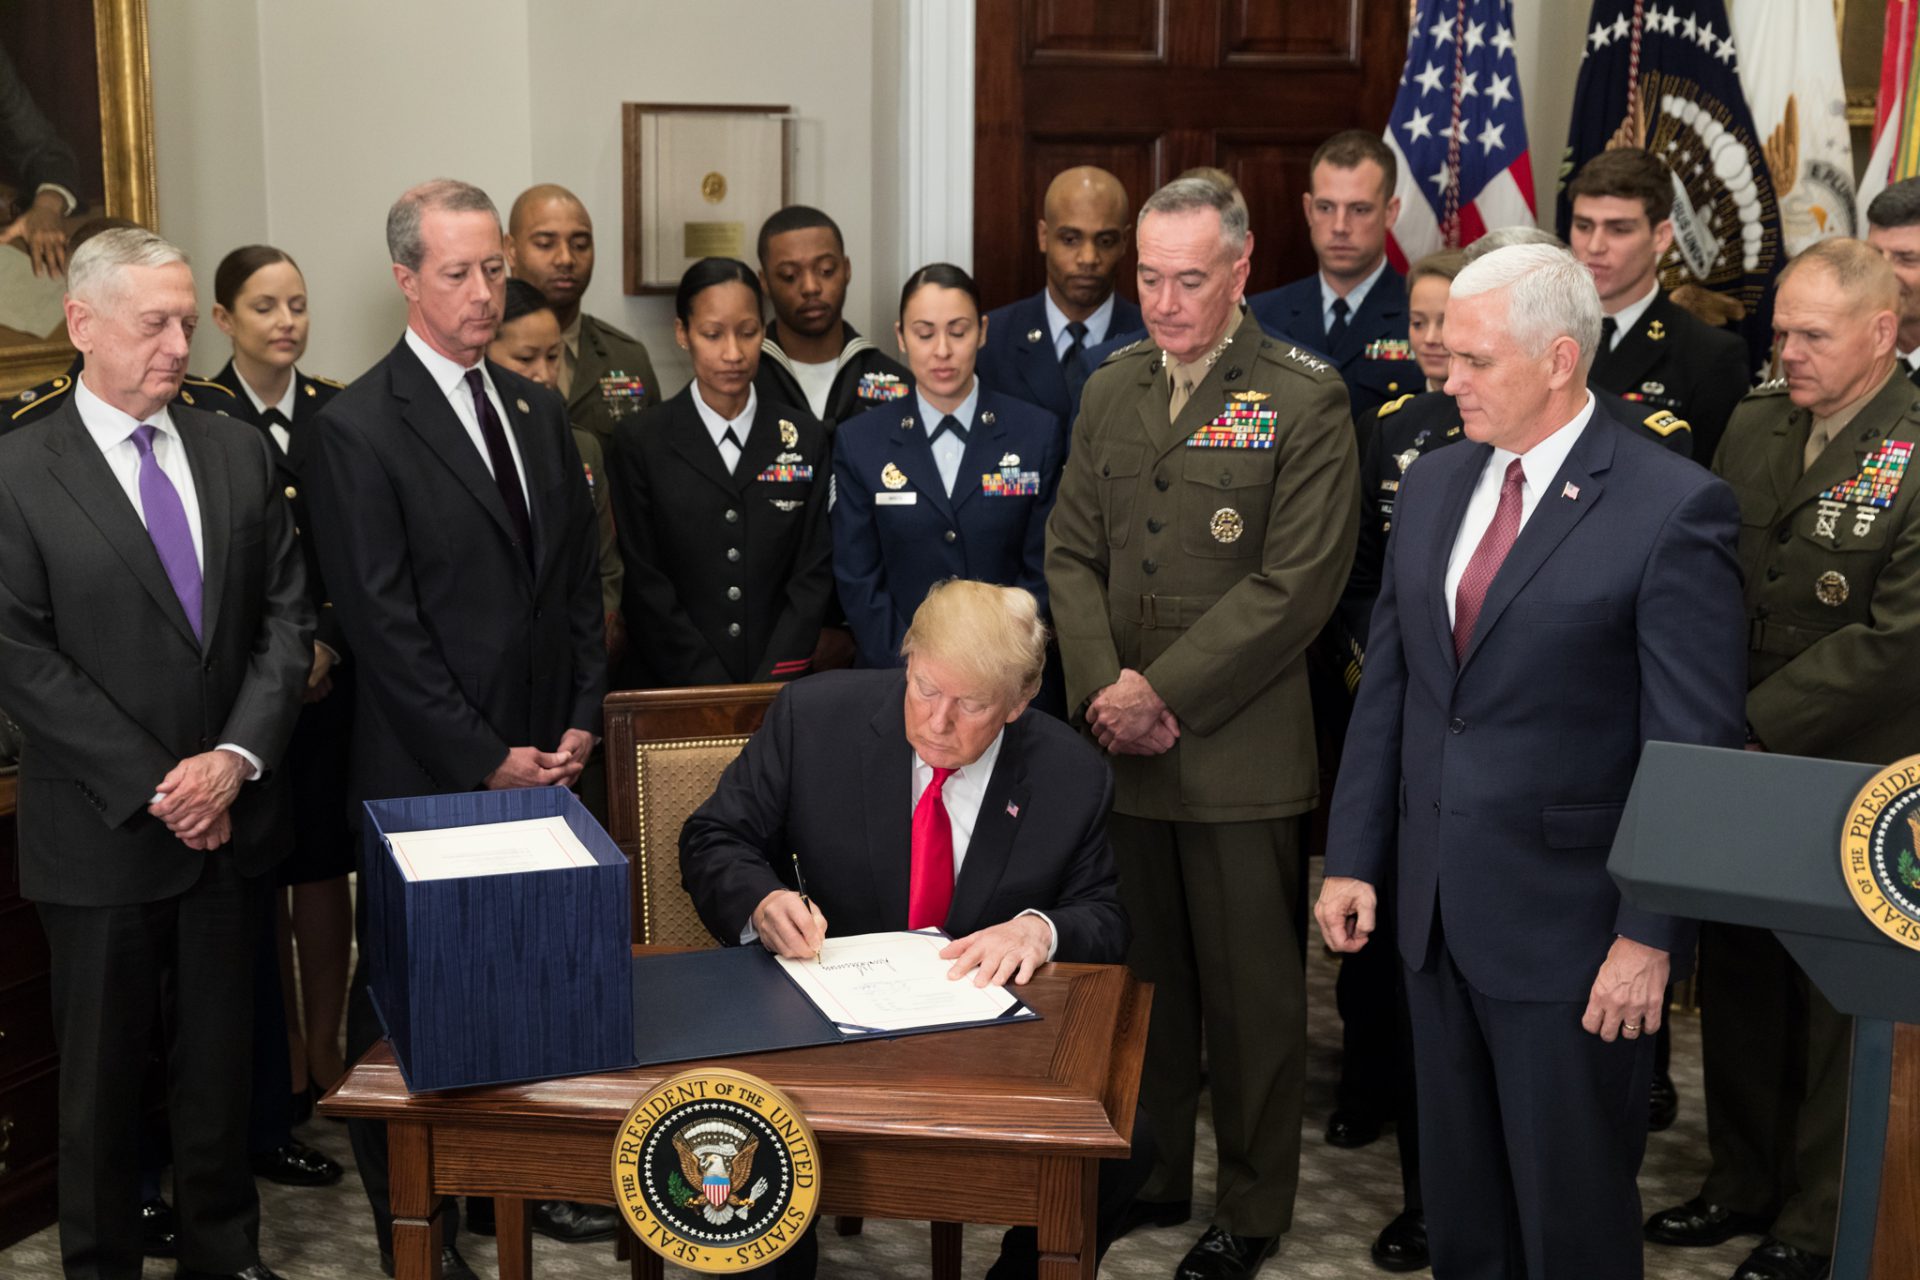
[622,102,792,296]
[0,0,156,396]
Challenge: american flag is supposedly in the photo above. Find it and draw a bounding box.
[1384,0,1537,270]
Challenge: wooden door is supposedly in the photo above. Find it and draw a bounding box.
[974,0,1410,309]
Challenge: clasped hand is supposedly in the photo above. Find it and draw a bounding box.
[484,729,593,790]
[1087,668,1178,756]
[149,749,251,850]
[1313,875,1377,953]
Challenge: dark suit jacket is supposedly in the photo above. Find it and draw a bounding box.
[831,388,1061,667]
[304,337,605,802]
[1249,267,1416,421]
[609,386,833,686]
[978,290,1143,426]
[1590,291,1750,464]
[0,400,313,905]
[680,669,1128,963]
[1323,408,1747,1002]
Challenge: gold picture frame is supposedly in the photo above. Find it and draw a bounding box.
[0,0,156,396]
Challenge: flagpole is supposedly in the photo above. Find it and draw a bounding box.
[1443,0,1469,245]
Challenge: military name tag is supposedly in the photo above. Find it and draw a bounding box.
[855,372,908,402]
[755,464,814,483]
[875,492,917,505]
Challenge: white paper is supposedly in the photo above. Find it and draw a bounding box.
[0,243,68,338]
[776,930,1031,1034]
[384,815,599,882]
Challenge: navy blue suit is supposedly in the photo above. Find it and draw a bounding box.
[1249,268,1416,424]
[1324,407,1746,1277]
[831,388,1060,668]
[978,290,1142,427]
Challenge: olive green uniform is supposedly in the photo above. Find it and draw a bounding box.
[566,312,661,445]
[1700,371,1920,1255]
[1044,309,1359,1235]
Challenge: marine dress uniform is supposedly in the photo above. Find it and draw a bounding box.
[609,385,833,688]
[1045,308,1360,1245]
[1655,371,1920,1267]
[1590,289,1750,464]
[565,310,661,445]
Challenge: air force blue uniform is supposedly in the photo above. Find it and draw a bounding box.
[979,290,1142,428]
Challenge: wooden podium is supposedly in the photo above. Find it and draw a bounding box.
[1609,743,1920,1279]
[322,953,1148,1280]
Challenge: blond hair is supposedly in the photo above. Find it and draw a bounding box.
[899,580,1049,704]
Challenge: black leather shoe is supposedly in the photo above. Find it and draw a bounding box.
[175,1266,287,1280]
[1370,1211,1429,1272]
[532,1199,619,1243]
[1644,1196,1770,1247]
[1324,1108,1383,1148]
[465,1195,496,1236]
[1649,1071,1679,1131]
[139,1196,177,1258]
[1174,1226,1279,1279]
[379,1245,479,1280]
[1732,1237,1832,1280]
[250,1140,344,1187]
[1110,1197,1192,1242]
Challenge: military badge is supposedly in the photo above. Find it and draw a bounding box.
[755,464,814,483]
[779,419,798,448]
[1639,381,1666,398]
[612,1067,820,1273]
[1188,398,1279,449]
[1839,755,1920,952]
[1821,439,1912,539]
[1284,346,1331,373]
[999,453,1020,468]
[881,462,908,490]
[1394,449,1419,474]
[982,459,1041,496]
[1232,390,1270,403]
[981,411,995,426]
[1364,338,1415,361]
[1026,327,1044,343]
[1815,570,1849,606]
[775,450,804,465]
[1209,508,1245,543]
[600,370,648,420]
[1648,320,1666,341]
[855,372,909,402]
[770,499,803,512]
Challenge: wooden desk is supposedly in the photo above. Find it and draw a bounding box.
[322,955,1147,1280]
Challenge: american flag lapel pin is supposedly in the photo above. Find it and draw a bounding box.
[1006,800,1021,818]
[1562,481,1580,500]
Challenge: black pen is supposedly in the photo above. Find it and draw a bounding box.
[791,849,826,959]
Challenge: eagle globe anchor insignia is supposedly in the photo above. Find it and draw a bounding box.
[613,1068,820,1272]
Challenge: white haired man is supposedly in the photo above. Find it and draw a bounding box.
[1316,244,1748,1277]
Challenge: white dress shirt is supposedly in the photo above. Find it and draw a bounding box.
[692,383,758,473]
[75,374,264,780]
[404,328,530,505]
[235,368,300,452]
[916,379,980,497]
[1604,281,1660,348]
[913,730,1057,960]
[1321,257,1388,335]
[1444,393,1597,627]
[1043,290,1116,359]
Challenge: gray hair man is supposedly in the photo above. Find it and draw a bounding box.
[0,227,313,1279]
[1045,175,1359,1279]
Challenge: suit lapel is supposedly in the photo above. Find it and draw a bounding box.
[892,410,957,521]
[391,341,527,566]
[945,722,1028,935]
[1428,443,1488,669]
[42,404,202,647]
[946,393,1008,511]
[1458,416,1614,672]
[178,415,230,650]
[493,367,560,577]
[861,683,914,929]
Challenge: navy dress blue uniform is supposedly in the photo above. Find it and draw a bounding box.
[755,321,914,428]
[977,289,1142,428]
[831,387,1060,668]
[610,386,834,686]
[1590,291,1750,464]
[1249,267,1417,427]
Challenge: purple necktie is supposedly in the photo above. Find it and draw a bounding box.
[464,368,533,565]
[130,424,203,642]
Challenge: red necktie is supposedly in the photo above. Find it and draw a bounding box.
[1452,458,1526,661]
[908,767,957,929]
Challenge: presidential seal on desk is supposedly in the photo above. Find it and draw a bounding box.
[1841,755,1920,953]
[613,1067,820,1272]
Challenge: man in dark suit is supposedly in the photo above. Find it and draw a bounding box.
[304,179,607,1278]
[1866,178,1920,387]
[1568,147,1752,464]
[1315,243,1748,1279]
[1249,130,1416,426]
[0,228,312,1280]
[978,166,1141,428]
[682,579,1132,1279]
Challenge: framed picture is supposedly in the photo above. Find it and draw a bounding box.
[0,0,156,396]
[622,103,792,295]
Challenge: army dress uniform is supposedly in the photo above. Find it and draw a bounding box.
[1591,290,1750,464]
[608,386,833,688]
[756,321,914,428]
[565,311,661,445]
[7,356,241,435]
[1044,308,1360,1237]
[1674,371,1920,1260]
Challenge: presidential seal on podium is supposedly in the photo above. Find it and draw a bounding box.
[1842,755,1920,952]
[612,1068,820,1272]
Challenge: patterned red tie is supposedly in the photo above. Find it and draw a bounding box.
[1452,458,1526,662]
[908,767,957,930]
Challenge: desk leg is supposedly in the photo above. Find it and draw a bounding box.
[495,1198,533,1280]
[623,1221,663,1280]
[932,1221,964,1280]
[387,1121,445,1280]
[1034,1155,1098,1280]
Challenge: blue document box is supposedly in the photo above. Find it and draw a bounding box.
[363,786,634,1093]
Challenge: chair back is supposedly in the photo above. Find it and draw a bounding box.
[603,684,780,946]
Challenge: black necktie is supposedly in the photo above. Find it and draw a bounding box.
[929,414,969,444]
[721,426,744,471]
[1062,321,1090,404]
[1328,296,1351,349]
[463,368,533,567]
[1908,359,1920,390]
[260,407,292,453]
[1595,317,1621,377]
